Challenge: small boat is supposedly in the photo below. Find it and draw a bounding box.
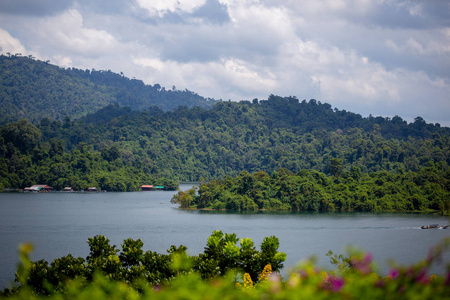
[421,224,449,229]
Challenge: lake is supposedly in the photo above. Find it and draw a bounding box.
[0,184,449,289]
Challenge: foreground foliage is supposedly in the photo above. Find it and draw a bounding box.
[1,231,286,296]
[1,236,449,300]
[172,167,450,213]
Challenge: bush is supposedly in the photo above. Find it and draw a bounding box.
[1,236,449,299]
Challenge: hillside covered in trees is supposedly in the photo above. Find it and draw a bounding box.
[0,54,216,124]
[172,167,449,212]
[1,92,449,199]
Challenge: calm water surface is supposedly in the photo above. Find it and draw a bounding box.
[1,184,449,288]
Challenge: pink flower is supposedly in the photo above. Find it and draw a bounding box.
[351,253,373,275]
[363,253,373,264]
[415,268,428,284]
[388,268,400,280]
[321,275,345,292]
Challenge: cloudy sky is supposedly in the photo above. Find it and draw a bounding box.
[1,0,449,125]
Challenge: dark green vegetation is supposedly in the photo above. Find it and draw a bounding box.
[1,95,449,194]
[0,118,179,191]
[173,168,450,212]
[2,231,286,295]
[0,55,216,124]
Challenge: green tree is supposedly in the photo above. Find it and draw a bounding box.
[120,238,144,268]
[1,120,41,153]
[328,158,343,177]
[86,235,119,277]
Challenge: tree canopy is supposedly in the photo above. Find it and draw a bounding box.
[172,167,450,213]
[1,94,449,193]
[0,55,216,125]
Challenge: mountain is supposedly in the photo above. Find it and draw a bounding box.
[1,95,449,192]
[0,54,216,125]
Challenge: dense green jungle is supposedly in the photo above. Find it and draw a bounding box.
[172,168,450,212]
[0,55,449,212]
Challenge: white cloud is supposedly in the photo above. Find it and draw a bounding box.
[132,57,165,71]
[221,58,277,91]
[136,0,206,17]
[282,0,375,21]
[278,37,400,104]
[34,9,118,57]
[132,55,277,100]
[0,28,26,55]
[53,55,73,68]
[318,65,400,103]
[386,34,450,57]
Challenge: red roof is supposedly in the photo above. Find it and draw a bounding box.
[141,185,154,188]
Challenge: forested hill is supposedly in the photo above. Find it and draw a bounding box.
[0,54,216,124]
[1,94,448,192]
[75,94,449,143]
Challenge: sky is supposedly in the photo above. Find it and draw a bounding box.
[0,0,449,125]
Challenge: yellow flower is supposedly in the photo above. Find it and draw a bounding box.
[258,264,273,282]
[430,274,437,281]
[243,273,253,288]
